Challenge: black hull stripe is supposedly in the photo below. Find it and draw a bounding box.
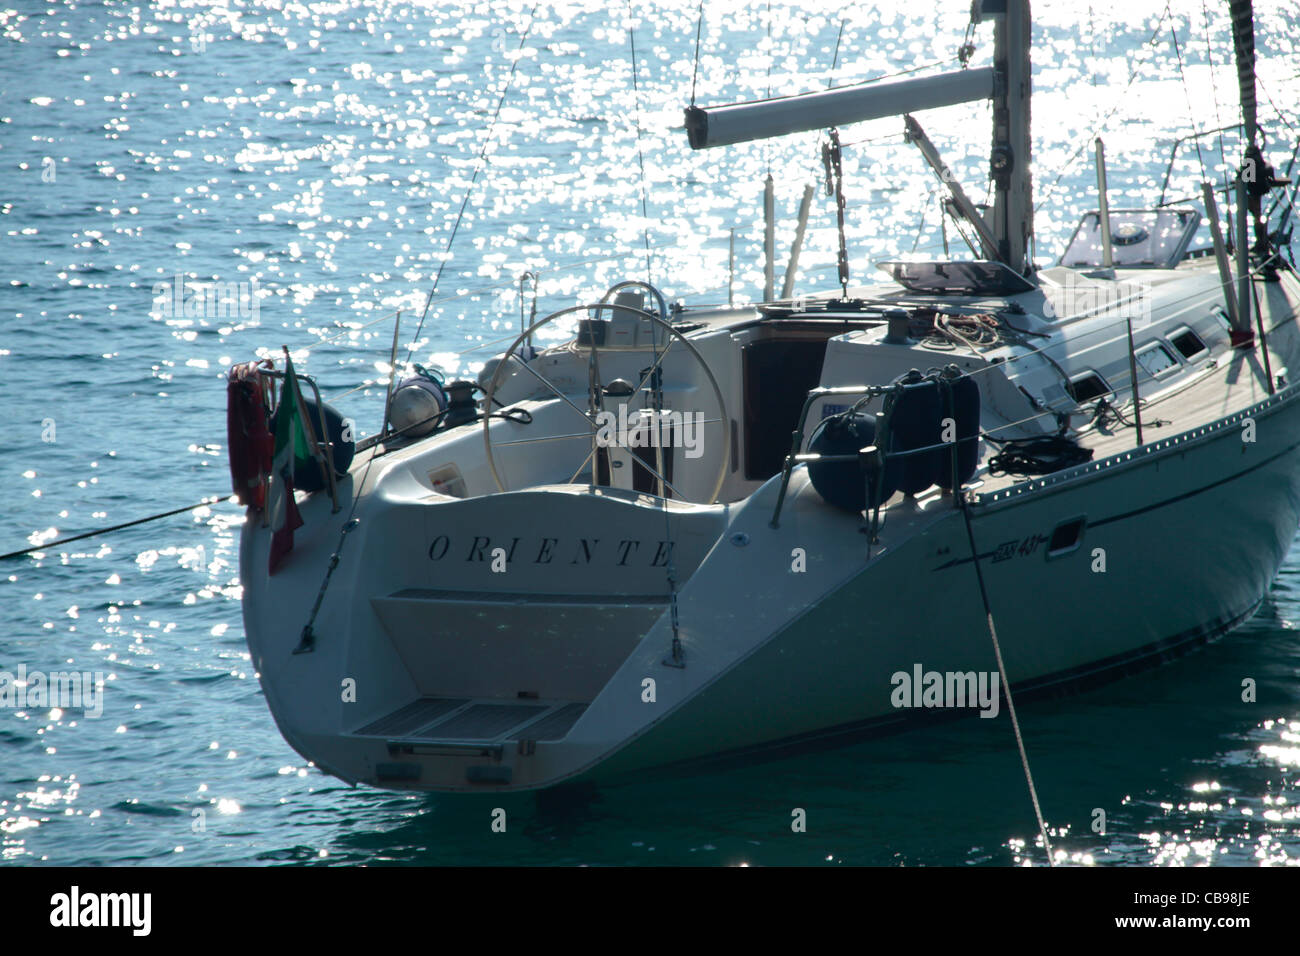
[933,433,1300,571]
[1090,435,1300,528]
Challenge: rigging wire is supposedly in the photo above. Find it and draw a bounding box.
[827,19,846,89]
[1039,2,1173,207]
[1257,76,1298,136]
[910,188,936,254]
[403,4,539,373]
[958,6,977,67]
[1254,77,1300,261]
[795,18,847,230]
[1085,4,1097,88]
[627,10,654,286]
[689,0,704,107]
[1201,0,1231,185]
[297,7,542,653]
[1170,17,1210,185]
[765,0,772,175]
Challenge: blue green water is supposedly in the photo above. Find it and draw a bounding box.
[2,0,1298,865]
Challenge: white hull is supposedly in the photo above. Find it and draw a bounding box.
[602,385,1300,775]
[231,0,1300,794]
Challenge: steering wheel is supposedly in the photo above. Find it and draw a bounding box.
[481,302,731,504]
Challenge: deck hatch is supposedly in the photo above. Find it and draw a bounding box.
[1136,342,1179,378]
[1065,370,1111,403]
[1169,327,1208,361]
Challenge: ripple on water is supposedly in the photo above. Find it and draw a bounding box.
[1,0,1299,866]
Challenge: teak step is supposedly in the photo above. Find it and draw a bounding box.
[354,697,589,746]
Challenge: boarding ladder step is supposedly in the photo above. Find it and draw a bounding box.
[354,697,589,756]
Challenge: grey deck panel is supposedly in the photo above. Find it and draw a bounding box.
[355,697,468,737]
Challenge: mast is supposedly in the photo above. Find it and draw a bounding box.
[986,0,1034,275]
[1228,0,1258,148]
[1227,0,1282,267]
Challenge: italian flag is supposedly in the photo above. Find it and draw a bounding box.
[268,352,313,574]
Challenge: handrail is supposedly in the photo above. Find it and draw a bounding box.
[1157,123,1243,206]
[769,384,897,528]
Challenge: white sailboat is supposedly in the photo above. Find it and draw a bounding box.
[226,1,1300,802]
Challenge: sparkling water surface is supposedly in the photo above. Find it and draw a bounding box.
[2,0,1299,866]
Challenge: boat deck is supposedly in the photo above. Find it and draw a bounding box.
[975,276,1300,498]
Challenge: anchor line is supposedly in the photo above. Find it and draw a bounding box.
[0,495,231,561]
[958,495,1056,867]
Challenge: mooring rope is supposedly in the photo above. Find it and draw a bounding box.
[959,497,1055,866]
[0,496,231,561]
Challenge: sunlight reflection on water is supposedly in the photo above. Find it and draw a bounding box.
[1,0,1298,866]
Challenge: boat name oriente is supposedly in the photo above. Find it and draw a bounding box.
[890,664,1001,718]
[429,534,675,568]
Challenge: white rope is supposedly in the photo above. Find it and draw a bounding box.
[959,501,1055,866]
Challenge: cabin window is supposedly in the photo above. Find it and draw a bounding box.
[1168,327,1207,361]
[1046,516,1087,558]
[1059,209,1200,269]
[1136,342,1179,378]
[1065,371,1111,403]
